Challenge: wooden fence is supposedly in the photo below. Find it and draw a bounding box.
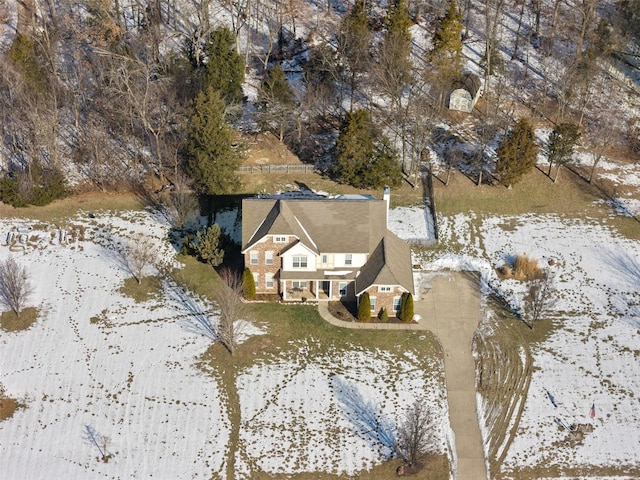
[239,164,316,174]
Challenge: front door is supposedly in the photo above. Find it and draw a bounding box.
[320,281,330,297]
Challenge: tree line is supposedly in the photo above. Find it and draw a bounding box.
[0,0,639,204]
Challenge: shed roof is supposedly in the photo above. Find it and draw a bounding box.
[452,73,482,97]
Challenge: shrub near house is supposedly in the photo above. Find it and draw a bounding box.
[240,189,414,315]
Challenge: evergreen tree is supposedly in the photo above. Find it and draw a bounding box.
[547,123,581,183]
[379,308,389,322]
[399,292,408,320]
[431,0,464,73]
[378,0,413,106]
[242,268,256,299]
[335,109,402,188]
[496,118,538,188]
[185,87,242,194]
[338,0,371,107]
[203,27,245,105]
[258,65,295,142]
[402,293,414,322]
[192,224,225,266]
[358,292,372,322]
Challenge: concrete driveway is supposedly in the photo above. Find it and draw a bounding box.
[414,271,487,480]
[317,271,487,479]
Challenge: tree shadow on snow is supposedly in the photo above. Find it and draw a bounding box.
[602,248,640,289]
[330,375,397,458]
[166,283,218,341]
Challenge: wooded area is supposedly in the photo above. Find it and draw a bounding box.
[0,0,639,204]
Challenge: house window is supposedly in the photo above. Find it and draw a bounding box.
[265,251,274,265]
[321,254,328,265]
[339,282,347,296]
[274,236,287,243]
[369,296,376,312]
[292,281,307,289]
[250,251,258,265]
[393,296,402,312]
[266,274,274,289]
[292,255,307,268]
[253,273,259,288]
[378,286,392,292]
[345,254,352,266]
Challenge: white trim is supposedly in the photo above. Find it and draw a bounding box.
[293,215,317,250]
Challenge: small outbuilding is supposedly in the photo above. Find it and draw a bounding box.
[448,73,483,113]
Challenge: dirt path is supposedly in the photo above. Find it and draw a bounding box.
[413,272,487,480]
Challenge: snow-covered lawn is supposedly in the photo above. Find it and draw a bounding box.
[0,212,229,479]
[0,209,449,479]
[423,211,640,476]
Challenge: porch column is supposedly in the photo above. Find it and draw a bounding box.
[315,280,319,300]
[281,279,286,300]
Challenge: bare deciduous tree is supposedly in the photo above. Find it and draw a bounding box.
[113,234,156,284]
[0,257,34,317]
[524,271,557,328]
[395,399,433,467]
[84,425,112,463]
[161,175,199,232]
[215,268,251,356]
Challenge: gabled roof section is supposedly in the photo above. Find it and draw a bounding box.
[242,197,388,254]
[355,232,414,295]
[241,198,318,253]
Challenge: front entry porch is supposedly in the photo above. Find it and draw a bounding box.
[281,279,331,301]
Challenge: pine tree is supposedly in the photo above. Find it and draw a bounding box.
[496,118,538,188]
[335,109,402,188]
[358,292,372,322]
[192,224,225,266]
[432,0,464,72]
[242,268,256,299]
[548,123,581,183]
[203,27,245,105]
[185,87,242,194]
[399,292,408,320]
[364,138,402,189]
[402,293,414,322]
[378,0,413,107]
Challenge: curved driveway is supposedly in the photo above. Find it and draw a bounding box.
[317,271,487,479]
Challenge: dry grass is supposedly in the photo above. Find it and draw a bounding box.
[242,452,450,479]
[0,307,39,332]
[0,396,24,422]
[0,192,142,223]
[119,276,163,302]
[242,131,303,165]
[500,255,543,281]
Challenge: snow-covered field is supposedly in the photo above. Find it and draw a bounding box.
[0,208,449,479]
[423,209,640,477]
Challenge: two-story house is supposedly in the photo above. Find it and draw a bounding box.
[241,188,414,317]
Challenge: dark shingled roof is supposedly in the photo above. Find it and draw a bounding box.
[242,197,387,254]
[241,195,415,295]
[354,233,414,295]
[452,72,482,97]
